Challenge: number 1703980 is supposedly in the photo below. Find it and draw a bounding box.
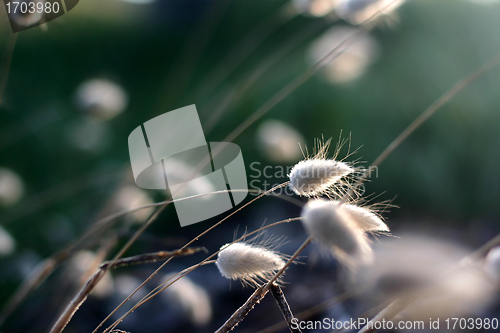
[445,318,498,330]
[6,1,59,14]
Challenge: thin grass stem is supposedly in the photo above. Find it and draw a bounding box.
[270,283,302,333]
[101,216,303,333]
[204,19,326,132]
[216,286,270,333]
[193,2,297,105]
[49,246,205,333]
[213,236,313,333]
[0,33,17,106]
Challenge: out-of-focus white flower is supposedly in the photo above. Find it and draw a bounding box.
[74,79,128,120]
[114,274,147,302]
[0,167,24,207]
[361,236,495,320]
[65,117,112,153]
[162,274,212,327]
[308,26,379,84]
[66,251,114,299]
[112,185,154,224]
[162,158,216,200]
[292,0,339,17]
[402,265,494,321]
[363,237,468,297]
[335,0,406,25]
[0,225,15,256]
[485,246,500,283]
[256,120,305,163]
[10,0,45,28]
[109,274,148,323]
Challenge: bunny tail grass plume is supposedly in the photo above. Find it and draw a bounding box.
[341,202,389,232]
[485,246,500,283]
[0,225,15,256]
[216,242,287,287]
[288,138,358,198]
[0,167,24,207]
[335,0,406,26]
[292,0,338,17]
[307,26,380,84]
[162,273,212,327]
[256,119,305,163]
[360,236,495,322]
[301,199,373,267]
[10,0,46,28]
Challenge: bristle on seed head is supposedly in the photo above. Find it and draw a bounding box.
[216,242,286,287]
[301,199,373,266]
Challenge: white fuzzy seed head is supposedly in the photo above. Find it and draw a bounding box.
[256,119,305,163]
[66,251,114,299]
[292,0,338,17]
[307,26,379,84]
[113,185,154,224]
[301,199,373,266]
[162,273,212,327]
[11,0,45,28]
[0,225,15,257]
[485,246,500,282]
[216,242,286,287]
[335,0,406,25]
[289,159,354,197]
[0,167,24,207]
[288,138,358,198]
[361,236,494,321]
[74,79,128,120]
[342,202,389,232]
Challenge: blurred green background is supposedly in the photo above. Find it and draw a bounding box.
[1,0,500,332]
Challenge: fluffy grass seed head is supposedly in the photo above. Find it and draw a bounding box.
[256,119,305,163]
[307,26,380,84]
[288,138,359,198]
[112,185,154,224]
[66,251,114,299]
[301,199,373,267]
[11,0,45,28]
[0,225,15,257]
[401,265,494,321]
[335,0,406,25]
[485,246,500,283]
[341,202,389,232]
[74,78,128,120]
[216,241,287,287]
[0,167,24,207]
[292,0,338,17]
[361,236,495,321]
[161,273,212,327]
